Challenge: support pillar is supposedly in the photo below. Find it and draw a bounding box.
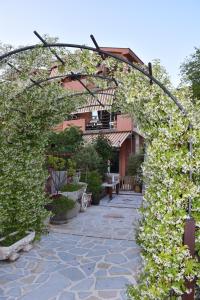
[182,218,195,300]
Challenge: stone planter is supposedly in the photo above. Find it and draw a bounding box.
[92,194,101,205]
[66,202,81,219]
[43,215,50,226]
[49,192,82,224]
[73,171,81,184]
[50,202,81,224]
[60,182,87,201]
[0,231,35,261]
[50,183,88,224]
[51,170,67,194]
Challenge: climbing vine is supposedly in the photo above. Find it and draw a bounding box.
[0,39,199,298]
[0,44,87,238]
[106,59,200,299]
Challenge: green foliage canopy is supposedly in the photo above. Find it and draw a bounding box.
[180,47,200,100]
[93,134,113,175]
[74,144,101,173]
[51,195,75,215]
[47,126,83,155]
[86,170,102,198]
[127,151,144,184]
[0,43,86,238]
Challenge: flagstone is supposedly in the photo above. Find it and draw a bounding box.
[95,276,130,290]
[98,290,118,298]
[104,254,127,264]
[71,278,94,291]
[109,266,131,275]
[58,291,75,300]
[59,267,85,281]
[20,273,68,300]
[4,287,21,297]
[78,291,92,299]
[81,262,96,276]
[0,193,142,300]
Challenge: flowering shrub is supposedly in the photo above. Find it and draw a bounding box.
[0,44,85,239]
[106,59,200,298]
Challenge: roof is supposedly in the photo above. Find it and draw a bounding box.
[73,88,116,114]
[83,131,131,147]
[100,47,144,65]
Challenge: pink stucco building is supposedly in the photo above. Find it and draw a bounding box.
[54,47,144,177]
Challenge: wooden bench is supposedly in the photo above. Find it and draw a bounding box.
[102,181,120,200]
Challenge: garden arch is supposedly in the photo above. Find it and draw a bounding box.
[0,33,199,299]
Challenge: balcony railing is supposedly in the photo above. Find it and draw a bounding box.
[85,119,116,131]
[59,113,134,133]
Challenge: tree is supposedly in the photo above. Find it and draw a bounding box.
[93,134,113,175]
[180,47,200,100]
[74,145,101,179]
[47,126,83,155]
[127,151,144,177]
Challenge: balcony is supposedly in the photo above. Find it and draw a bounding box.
[55,113,134,133]
[116,115,134,131]
[61,119,86,131]
[85,113,133,132]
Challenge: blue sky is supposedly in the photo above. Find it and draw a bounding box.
[0,0,199,86]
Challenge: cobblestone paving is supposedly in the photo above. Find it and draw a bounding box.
[0,193,143,300]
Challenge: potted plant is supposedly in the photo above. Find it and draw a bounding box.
[134,173,143,193]
[67,159,76,183]
[74,145,101,182]
[127,151,144,193]
[73,170,81,184]
[86,170,102,205]
[93,134,114,178]
[60,182,87,201]
[47,155,67,194]
[0,231,35,261]
[47,126,84,156]
[50,194,76,225]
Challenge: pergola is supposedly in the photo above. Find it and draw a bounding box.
[0,31,196,299]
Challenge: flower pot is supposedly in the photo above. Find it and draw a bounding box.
[50,193,81,225]
[0,231,35,261]
[66,202,80,219]
[50,212,68,225]
[60,183,87,201]
[135,185,142,193]
[50,202,81,224]
[92,195,100,205]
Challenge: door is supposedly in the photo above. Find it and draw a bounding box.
[110,149,119,173]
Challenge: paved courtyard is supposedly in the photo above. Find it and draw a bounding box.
[0,193,143,300]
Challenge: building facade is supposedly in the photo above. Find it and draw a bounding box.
[54,47,144,177]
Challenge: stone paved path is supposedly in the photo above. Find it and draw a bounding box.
[0,193,143,300]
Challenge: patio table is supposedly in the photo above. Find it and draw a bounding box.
[102,181,119,200]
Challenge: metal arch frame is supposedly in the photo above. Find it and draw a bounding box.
[0,36,196,297]
[28,73,119,88]
[75,104,112,110]
[30,73,117,111]
[0,42,187,115]
[2,70,117,108]
[70,89,116,99]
